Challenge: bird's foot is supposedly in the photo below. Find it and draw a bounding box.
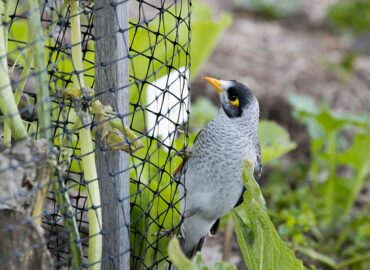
[181,149,192,159]
[152,229,179,239]
[175,148,192,159]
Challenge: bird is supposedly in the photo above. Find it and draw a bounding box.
[178,76,262,258]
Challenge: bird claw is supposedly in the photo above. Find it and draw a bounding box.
[172,149,193,177]
[182,149,192,159]
[152,229,179,238]
[176,148,192,159]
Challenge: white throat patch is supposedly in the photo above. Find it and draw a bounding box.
[220,80,233,90]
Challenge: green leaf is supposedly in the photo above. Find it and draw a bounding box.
[316,110,347,133]
[168,238,195,270]
[168,238,237,270]
[232,161,306,270]
[336,133,370,218]
[328,0,370,34]
[212,262,237,270]
[288,94,370,134]
[258,120,297,164]
[338,133,370,171]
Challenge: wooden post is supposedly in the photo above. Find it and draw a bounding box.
[94,0,130,269]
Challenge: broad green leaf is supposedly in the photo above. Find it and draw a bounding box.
[318,177,354,223]
[316,110,347,133]
[168,238,195,270]
[168,238,237,270]
[212,262,237,270]
[338,133,370,171]
[258,120,297,164]
[232,161,306,270]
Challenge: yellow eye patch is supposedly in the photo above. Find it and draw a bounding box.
[229,97,239,107]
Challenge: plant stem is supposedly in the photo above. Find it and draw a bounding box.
[0,3,28,143]
[32,155,54,225]
[2,0,8,53]
[26,0,51,140]
[342,166,370,219]
[223,218,235,261]
[3,121,11,146]
[3,49,30,146]
[325,131,336,226]
[69,1,85,86]
[1,0,11,146]
[53,169,84,269]
[79,125,102,270]
[295,246,337,269]
[69,1,102,269]
[336,251,370,269]
[15,51,33,104]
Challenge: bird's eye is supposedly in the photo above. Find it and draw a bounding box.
[228,93,239,107]
[229,94,237,101]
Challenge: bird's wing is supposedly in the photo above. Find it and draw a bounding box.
[210,141,262,235]
[253,140,263,180]
[209,186,245,235]
[235,140,263,208]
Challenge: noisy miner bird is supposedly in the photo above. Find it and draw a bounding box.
[179,76,262,258]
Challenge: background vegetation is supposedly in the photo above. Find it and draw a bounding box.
[0,0,369,269]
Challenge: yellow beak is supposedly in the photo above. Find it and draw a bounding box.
[203,76,224,93]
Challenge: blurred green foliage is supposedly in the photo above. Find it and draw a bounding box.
[234,0,302,19]
[327,0,370,73]
[258,121,297,164]
[261,94,370,269]
[189,97,219,131]
[328,0,370,35]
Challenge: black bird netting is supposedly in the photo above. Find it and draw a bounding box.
[0,0,191,269]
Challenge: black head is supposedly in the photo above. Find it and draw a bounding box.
[203,77,256,118]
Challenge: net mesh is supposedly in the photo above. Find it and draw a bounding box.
[0,0,191,269]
